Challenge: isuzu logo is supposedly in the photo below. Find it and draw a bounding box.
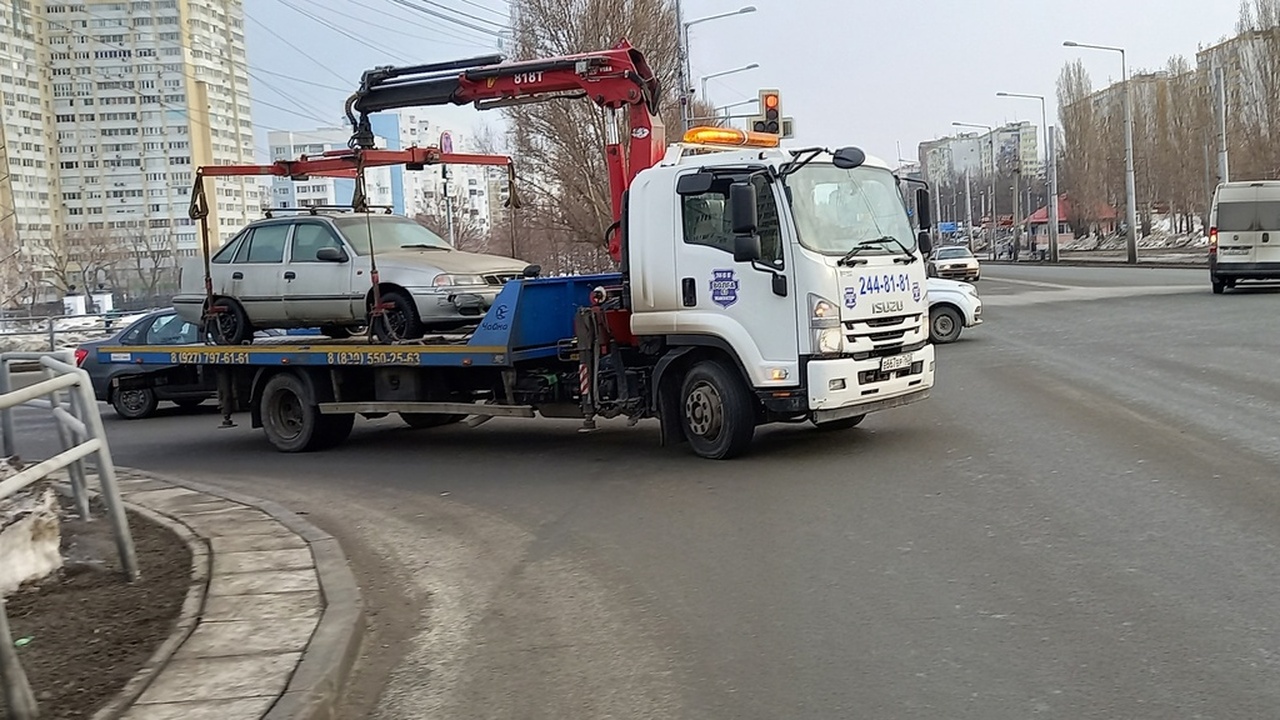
[871,300,904,314]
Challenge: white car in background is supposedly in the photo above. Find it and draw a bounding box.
[926,277,982,344]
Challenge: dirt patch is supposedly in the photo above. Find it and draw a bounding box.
[1,492,193,720]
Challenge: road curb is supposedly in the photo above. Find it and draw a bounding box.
[982,259,1209,270]
[154,475,367,720]
[91,468,364,720]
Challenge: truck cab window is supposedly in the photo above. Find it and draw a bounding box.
[680,175,783,266]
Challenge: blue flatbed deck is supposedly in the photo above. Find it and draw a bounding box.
[96,273,620,369]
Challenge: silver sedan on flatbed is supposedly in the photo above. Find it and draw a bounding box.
[174,211,535,344]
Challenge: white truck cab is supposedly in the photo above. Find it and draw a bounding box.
[626,132,935,433]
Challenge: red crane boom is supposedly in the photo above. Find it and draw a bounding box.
[345,38,666,262]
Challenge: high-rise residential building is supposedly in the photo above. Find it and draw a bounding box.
[46,0,259,260]
[267,127,394,210]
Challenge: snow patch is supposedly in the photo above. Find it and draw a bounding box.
[0,459,63,597]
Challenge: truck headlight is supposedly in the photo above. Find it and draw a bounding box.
[433,273,487,287]
[813,327,842,355]
[808,294,839,328]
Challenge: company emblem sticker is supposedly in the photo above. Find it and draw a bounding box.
[843,286,858,308]
[911,282,922,302]
[631,127,651,139]
[710,269,739,308]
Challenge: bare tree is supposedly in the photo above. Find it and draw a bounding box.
[413,211,490,254]
[122,232,179,301]
[505,0,684,272]
[29,228,127,306]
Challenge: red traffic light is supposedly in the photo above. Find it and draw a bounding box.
[763,93,779,110]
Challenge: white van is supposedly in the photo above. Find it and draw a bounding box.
[1209,180,1280,294]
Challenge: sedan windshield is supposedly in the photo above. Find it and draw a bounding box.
[935,247,973,259]
[786,164,916,256]
[333,215,453,255]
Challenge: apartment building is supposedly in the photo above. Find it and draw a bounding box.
[0,1,62,303]
[266,127,393,210]
[46,0,258,259]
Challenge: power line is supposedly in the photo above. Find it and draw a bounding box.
[410,0,510,28]
[243,10,350,85]
[452,0,511,20]
[272,0,417,65]
[293,0,496,49]
[385,0,507,37]
[251,67,352,94]
[348,0,499,46]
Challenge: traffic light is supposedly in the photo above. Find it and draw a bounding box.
[752,89,782,134]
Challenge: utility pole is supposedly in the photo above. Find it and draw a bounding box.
[1215,63,1229,186]
[964,168,974,251]
[675,0,690,131]
[1048,126,1060,262]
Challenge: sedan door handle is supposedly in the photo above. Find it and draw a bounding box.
[231,271,243,280]
[283,271,296,280]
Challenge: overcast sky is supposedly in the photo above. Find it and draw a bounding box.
[246,0,1241,164]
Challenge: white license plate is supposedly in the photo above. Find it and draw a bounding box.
[1220,246,1250,256]
[880,353,913,372]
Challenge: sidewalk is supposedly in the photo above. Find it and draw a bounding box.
[88,468,364,720]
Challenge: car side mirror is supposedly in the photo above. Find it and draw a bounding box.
[316,246,348,262]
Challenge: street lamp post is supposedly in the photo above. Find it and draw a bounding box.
[954,121,997,260]
[1065,40,1138,264]
[700,63,759,108]
[678,5,757,130]
[997,91,1059,262]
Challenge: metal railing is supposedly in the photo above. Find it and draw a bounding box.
[0,310,160,355]
[0,351,138,720]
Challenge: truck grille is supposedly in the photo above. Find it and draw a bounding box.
[843,312,926,359]
[483,273,521,286]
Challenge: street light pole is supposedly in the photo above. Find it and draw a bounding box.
[680,6,757,131]
[700,63,759,108]
[1065,40,1138,264]
[997,91,1059,262]
[954,121,997,260]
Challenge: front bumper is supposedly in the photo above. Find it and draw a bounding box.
[410,286,503,323]
[935,265,980,280]
[806,344,936,419]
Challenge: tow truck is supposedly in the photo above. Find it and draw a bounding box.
[96,40,938,460]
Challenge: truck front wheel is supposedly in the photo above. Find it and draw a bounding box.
[679,360,756,460]
[260,373,352,452]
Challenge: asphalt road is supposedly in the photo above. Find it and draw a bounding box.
[11,265,1280,719]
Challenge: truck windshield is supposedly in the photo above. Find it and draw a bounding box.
[786,164,916,257]
[333,215,453,255]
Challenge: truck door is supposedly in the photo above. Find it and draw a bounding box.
[284,221,356,324]
[674,174,799,379]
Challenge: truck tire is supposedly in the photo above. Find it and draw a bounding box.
[400,412,467,429]
[929,306,963,344]
[372,290,424,342]
[112,387,158,420]
[260,373,351,452]
[207,297,253,345]
[679,360,755,460]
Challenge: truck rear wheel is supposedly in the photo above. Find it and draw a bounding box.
[260,373,351,452]
[400,412,467,429]
[679,360,755,460]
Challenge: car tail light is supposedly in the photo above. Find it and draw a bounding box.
[1209,227,1218,256]
[74,347,88,367]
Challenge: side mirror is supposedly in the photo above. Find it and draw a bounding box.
[734,234,762,263]
[676,172,715,196]
[832,146,866,170]
[729,182,758,235]
[915,188,932,229]
[917,231,933,256]
[316,246,348,262]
